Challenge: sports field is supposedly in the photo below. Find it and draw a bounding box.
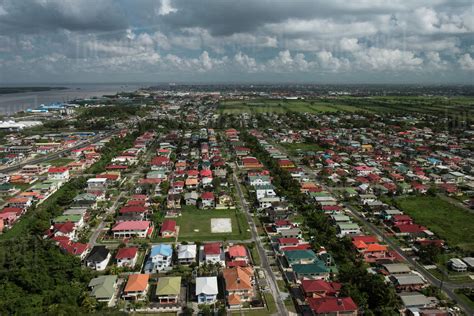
[176,206,251,241]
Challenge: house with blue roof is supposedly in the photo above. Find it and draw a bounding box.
[144,244,173,273]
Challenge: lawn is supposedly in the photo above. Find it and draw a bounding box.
[396,196,474,251]
[280,142,324,155]
[176,206,251,242]
[48,158,74,166]
[218,96,474,118]
[218,99,359,114]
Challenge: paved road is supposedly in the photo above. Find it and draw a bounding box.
[232,172,288,316]
[88,190,126,246]
[88,137,158,246]
[274,142,474,315]
[0,130,116,173]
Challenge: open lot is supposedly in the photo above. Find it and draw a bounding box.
[279,142,324,155]
[218,99,350,114]
[48,158,74,166]
[218,96,474,119]
[176,206,251,241]
[396,196,474,251]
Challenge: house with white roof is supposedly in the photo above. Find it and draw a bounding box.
[196,276,219,304]
[177,244,197,265]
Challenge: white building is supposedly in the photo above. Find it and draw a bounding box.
[177,244,197,265]
[196,276,219,304]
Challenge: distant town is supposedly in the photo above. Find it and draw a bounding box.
[0,86,473,316]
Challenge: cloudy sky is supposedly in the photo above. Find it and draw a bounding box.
[0,0,473,84]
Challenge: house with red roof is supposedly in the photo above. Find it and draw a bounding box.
[52,222,76,239]
[0,211,20,228]
[393,224,427,237]
[278,159,296,169]
[118,206,148,221]
[111,221,153,239]
[274,219,294,233]
[300,280,341,299]
[352,239,392,263]
[150,156,172,171]
[390,214,413,226]
[277,237,300,249]
[200,192,215,209]
[55,239,90,260]
[115,247,139,267]
[96,172,121,184]
[307,297,358,316]
[241,157,263,169]
[47,167,70,181]
[201,242,224,265]
[227,245,248,263]
[160,219,177,238]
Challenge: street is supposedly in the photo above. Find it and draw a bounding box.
[232,172,288,316]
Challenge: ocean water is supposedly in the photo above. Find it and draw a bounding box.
[0,83,146,115]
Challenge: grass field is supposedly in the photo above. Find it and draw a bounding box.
[279,142,324,155]
[218,99,354,114]
[176,206,251,241]
[48,158,74,166]
[217,96,474,118]
[396,196,474,251]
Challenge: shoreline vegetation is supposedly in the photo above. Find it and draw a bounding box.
[0,87,68,94]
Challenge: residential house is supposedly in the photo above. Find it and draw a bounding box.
[177,244,197,265]
[227,245,248,264]
[145,244,173,273]
[88,275,118,306]
[336,223,361,237]
[223,266,255,308]
[292,262,330,281]
[300,280,341,298]
[184,192,199,206]
[449,258,468,272]
[160,219,177,238]
[155,276,182,304]
[201,242,225,266]
[201,192,215,209]
[307,297,358,316]
[85,246,111,271]
[47,167,70,181]
[123,274,150,301]
[390,274,426,292]
[111,220,153,239]
[196,276,219,304]
[284,249,318,267]
[115,247,139,268]
[87,178,107,192]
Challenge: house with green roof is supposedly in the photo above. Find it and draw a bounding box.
[336,222,361,237]
[292,262,330,280]
[0,183,19,196]
[283,250,318,267]
[155,276,182,304]
[88,275,118,306]
[72,193,98,209]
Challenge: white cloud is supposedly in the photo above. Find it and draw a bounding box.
[234,52,262,72]
[267,50,314,72]
[458,53,474,70]
[339,38,361,52]
[352,47,423,71]
[424,51,448,69]
[158,0,177,16]
[315,51,350,71]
